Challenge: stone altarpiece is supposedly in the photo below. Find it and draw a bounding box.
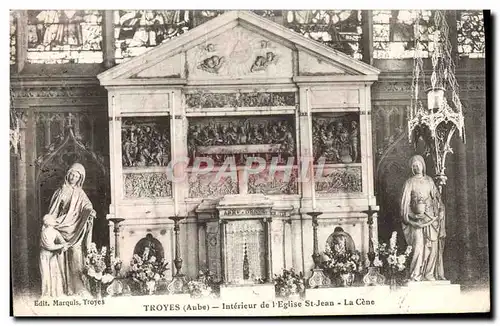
[98,11,380,290]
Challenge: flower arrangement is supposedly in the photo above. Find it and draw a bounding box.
[128,248,170,295]
[273,269,305,298]
[320,249,362,286]
[186,270,219,299]
[83,243,119,298]
[374,231,412,287]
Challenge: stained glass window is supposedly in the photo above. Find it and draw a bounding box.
[457,10,485,58]
[26,10,102,64]
[10,11,16,65]
[284,10,363,60]
[114,10,191,63]
[373,10,435,59]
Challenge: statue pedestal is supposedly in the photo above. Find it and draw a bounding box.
[219,283,275,301]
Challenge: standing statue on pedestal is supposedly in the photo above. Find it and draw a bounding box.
[400,155,446,282]
[40,163,96,297]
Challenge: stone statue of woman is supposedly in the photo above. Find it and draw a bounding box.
[43,163,96,296]
[400,155,446,282]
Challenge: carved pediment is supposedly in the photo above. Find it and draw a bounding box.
[186,26,293,79]
[98,11,380,86]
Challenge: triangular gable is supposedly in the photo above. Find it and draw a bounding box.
[98,11,380,86]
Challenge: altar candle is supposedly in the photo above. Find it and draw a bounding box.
[306,88,316,211]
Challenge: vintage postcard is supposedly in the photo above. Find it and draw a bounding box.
[9,9,490,316]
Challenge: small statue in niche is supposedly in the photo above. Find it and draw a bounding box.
[337,126,354,163]
[326,227,356,256]
[350,121,359,162]
[250,52,278,72]
[198,55,225,74]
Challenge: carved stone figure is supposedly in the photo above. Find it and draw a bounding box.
[198,55,225,74]
[250,52,278,72]
[121,119,170,167]
[313,115,360,164]
[400,155,446,282]
[42,163,96,296]
[326,227,356,255]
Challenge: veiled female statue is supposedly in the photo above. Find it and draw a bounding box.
[40,163,96,296]
[400,155,446,281]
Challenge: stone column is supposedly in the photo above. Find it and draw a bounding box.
[219,220,228,283]
[361,10,374,66]
[15,10,27,73]
[264,217,273,282]
[13,109,28,293]
[102,10,116,68]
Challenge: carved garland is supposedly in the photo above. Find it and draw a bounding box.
[11,86,107,98]
[185,92,296,109]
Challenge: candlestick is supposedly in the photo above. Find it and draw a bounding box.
[306,211,330,288]
[167,215,187,294]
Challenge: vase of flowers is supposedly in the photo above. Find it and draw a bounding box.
[273,269,305,299]
[128,248,170,295]
[186,270,219,299]
[320,249,362,287]
[83,243,118,299]
[375,231,412,289]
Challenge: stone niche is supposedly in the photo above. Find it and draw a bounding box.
[196,194,293,284]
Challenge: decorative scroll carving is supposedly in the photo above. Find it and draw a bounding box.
[315,167,362,194]
[122,117,170,167]
[123,172,172,198]
[247,169,298,195]
[185,92,296,109]
[188,116,296,165]
[198,55,225,73]
[372,81,413,93]
[35,112,106,172]
[11,86,106,98]
[188,173,238,198]
[312,113,360,164]
[250,52,278,72]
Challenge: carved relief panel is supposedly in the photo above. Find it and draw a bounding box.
[312,113,361,164]
[187,115,296,166]
[186,26,293,79]
[121,117,171,168]
[123,172,172,198]
[315,166,362,195]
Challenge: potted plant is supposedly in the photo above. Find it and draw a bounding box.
[273,269,305,299]
[127,249,170,295]
[83,243,118,299]
[374,231,412,289]
[320,249,362,287]
[186,270,219,299]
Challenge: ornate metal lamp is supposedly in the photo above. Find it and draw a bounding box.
[409,10,466,194]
